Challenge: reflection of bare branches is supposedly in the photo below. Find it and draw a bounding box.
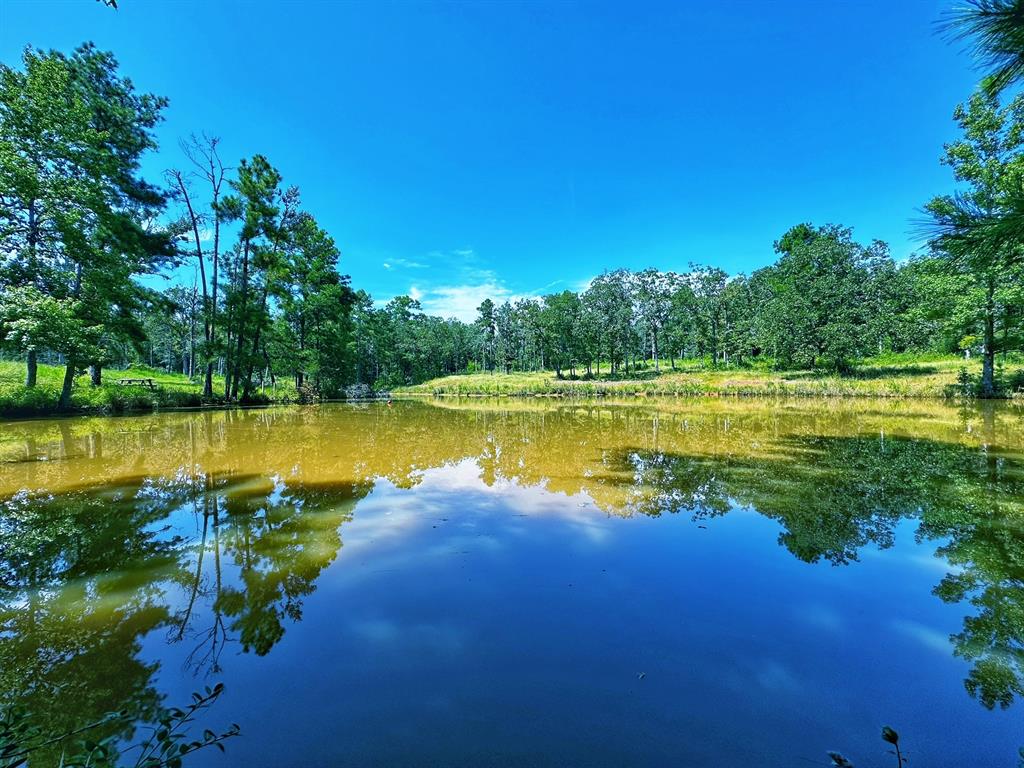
[170,493,232,678]
[183,611,229,677]
[175,506,207,642]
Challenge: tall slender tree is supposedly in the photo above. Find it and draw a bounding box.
[167,135,228,398]
[219,155,283,400]
[926,92,1024,396]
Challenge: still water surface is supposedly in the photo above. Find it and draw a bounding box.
[1,398,1023,766]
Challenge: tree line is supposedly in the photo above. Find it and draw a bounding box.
[1,24,1023,401]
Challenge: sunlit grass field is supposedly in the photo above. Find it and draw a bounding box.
[0,360,298,417]
[395,353,1024,399]
[3,353,1022,418]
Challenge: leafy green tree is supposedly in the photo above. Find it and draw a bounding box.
[494,301,518,373]
[518,298,546,371]
[140,283,202,374]
[475,298,497,372]
[926,91,1024,396]
[760,225,876,371]
[944,0,1024,97]
[0,287,103,384]
[634,269,677,371]
[664,279,697,367]
[893,256,963,353]
[0,44,172,404]
[583,270,634,375]
[687,266,729,365]
[542,291,583,377]
[219,155,287,400]
[277,213,356,395]
[720,274,759,365]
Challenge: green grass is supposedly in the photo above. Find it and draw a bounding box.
[394,354,1024,400]
[0,360,298,418]
[5,354,1021,417]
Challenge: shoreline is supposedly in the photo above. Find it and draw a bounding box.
[4,357,1023,419]
[4,391,1022,425]
[392,360,1024,401]
[2,385,1020,421]
[0,396,393,422]
[394,389,1021,401]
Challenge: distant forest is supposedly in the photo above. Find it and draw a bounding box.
[2,9,1024,401]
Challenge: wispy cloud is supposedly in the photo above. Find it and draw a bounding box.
[382,256,428,271]
[532,278,564,293]
[891,619,951,654]
[376,247,562,321]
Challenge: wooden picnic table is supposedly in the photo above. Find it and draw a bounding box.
[117,378,157,389]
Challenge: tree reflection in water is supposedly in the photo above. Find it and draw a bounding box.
[0,399,1022,758]
[0,467,368,761]
[606,432,1024,712]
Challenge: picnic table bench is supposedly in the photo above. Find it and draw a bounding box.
[117,378,157,389]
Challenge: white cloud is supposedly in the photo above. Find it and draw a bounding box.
[418,281,513,322]
[572,274,597,293]
[374,247,549,321]
[388,257,428,270]
[179,227,214,244]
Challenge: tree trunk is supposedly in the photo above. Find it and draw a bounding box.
[223,322,233,399]
[231,242,250,400]
[263,345,275,386]
[58,360,76,409]
[25,350,37,387]
[90,364,102,387]
[208,146,224,398]
[296,315,306,390]
[189,307,196,377]
[981,315,996,398]
[174,173,209,390]
[981,277,997,398]
[243,284,271,401]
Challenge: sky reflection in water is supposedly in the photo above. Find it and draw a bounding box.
[1,399,1022,766]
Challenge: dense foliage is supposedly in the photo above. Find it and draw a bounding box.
[1,39,1023,401]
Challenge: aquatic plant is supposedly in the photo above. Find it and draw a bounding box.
[828,725,905,768]
[0,684,238,768]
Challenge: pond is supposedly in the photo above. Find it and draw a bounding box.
[1,398,1022,766]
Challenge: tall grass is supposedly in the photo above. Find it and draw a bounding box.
[394,355,1024,400]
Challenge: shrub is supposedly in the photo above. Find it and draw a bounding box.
[0,385,58,416]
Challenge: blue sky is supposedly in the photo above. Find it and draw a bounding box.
[1,0,981,320]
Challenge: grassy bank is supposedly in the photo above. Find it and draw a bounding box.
[394,354,1024,399]
[0,360,297,418]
